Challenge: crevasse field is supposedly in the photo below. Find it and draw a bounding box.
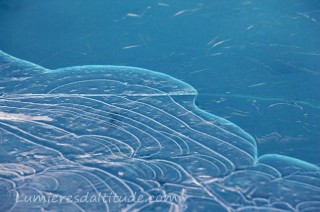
[0,1,319,211]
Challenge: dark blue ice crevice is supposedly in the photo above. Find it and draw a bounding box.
[0,50,319,212]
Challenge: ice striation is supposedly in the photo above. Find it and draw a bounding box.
[0,50,319,211]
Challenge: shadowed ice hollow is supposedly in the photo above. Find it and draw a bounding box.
[0,50,319,211]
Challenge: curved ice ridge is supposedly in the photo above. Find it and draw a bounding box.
[0,50,319,212]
